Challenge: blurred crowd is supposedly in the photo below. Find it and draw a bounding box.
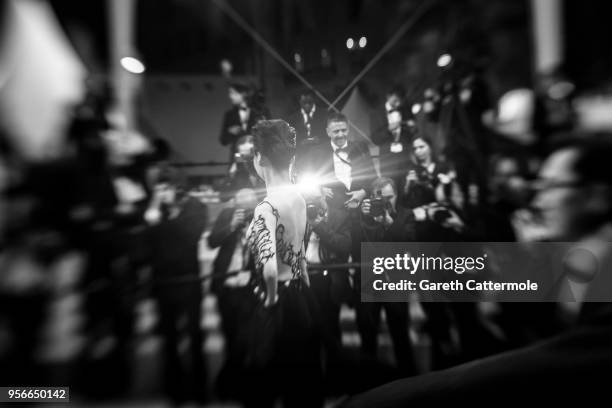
[2,0,612,407]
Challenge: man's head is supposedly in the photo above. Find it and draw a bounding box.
[326,112,349,148]
[386,85,406,110]
[532,137,612,240]
[228,82,249,106]
[299,91,315,113]
[371,177,398,211]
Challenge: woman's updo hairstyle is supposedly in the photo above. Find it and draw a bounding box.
[252,119,296,171]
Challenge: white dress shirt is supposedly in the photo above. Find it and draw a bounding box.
[301,105,315,138]
[305,230,322,264]
[331,141,351,190]
[238,106,250,131]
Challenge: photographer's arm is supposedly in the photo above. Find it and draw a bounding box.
[207,208,237,248]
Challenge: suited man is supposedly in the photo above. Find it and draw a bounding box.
[288,90,328,148]
[370,86,414,187]
[343,137,612,407]
[219,83,268,163]
[297,112,377,268]
[207,188,259,399]
[297,112,376,209]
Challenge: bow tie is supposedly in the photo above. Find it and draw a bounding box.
[238,106,249,112]
[335,146,349,154]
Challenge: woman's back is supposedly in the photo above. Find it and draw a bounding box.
[247,185,307,281]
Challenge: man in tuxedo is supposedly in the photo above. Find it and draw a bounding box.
[370,85,414,188]
[343,137,612,407]
[219,83,267,164]
[297,112,377,210]
[288,90,328,147]
[296,112,377,271]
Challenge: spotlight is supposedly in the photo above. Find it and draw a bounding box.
[120,56,145,74]
[297,173,320,196]
[437,53,452,68]
[411,103,422,115]
[346,38,354,49]
[358,36,367,48]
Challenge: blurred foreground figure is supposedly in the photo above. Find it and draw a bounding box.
[0,0,86,386]
[207,187,258,402]
[144,168,208,404]
[343,137,612,407]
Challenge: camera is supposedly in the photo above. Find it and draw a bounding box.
[430,206,452,224]
[370,190,386,217]
[307,203,320,221]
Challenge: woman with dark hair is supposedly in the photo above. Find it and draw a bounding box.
[403,135,460,209]
[243,119,323,408]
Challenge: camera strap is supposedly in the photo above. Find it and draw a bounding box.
[334,149,351,166]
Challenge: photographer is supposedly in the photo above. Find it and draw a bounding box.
[402,136,464,215]
[357,177,417,376]
[223,135,265,195]
[207,188,259,400]
[303,185,352,343]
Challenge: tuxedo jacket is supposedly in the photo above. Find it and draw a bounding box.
[287,106,328,146]
[296,140,377,208]
[219,106,269,160]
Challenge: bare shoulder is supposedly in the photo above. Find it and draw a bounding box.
[263,188,306,216]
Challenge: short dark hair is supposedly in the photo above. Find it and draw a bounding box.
[412,135,433,148]
[252,119,296,171]
[326,112,348,127]
[386,84,406,100]
[371,177,397,194]
[156,165,188,192]
[228,82,250,95]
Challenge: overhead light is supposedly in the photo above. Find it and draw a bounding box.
[346,38,354,49]
[220,59,233,76]
[120,56,145,74]
[359,36,367,48]
[437,53,452,68]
